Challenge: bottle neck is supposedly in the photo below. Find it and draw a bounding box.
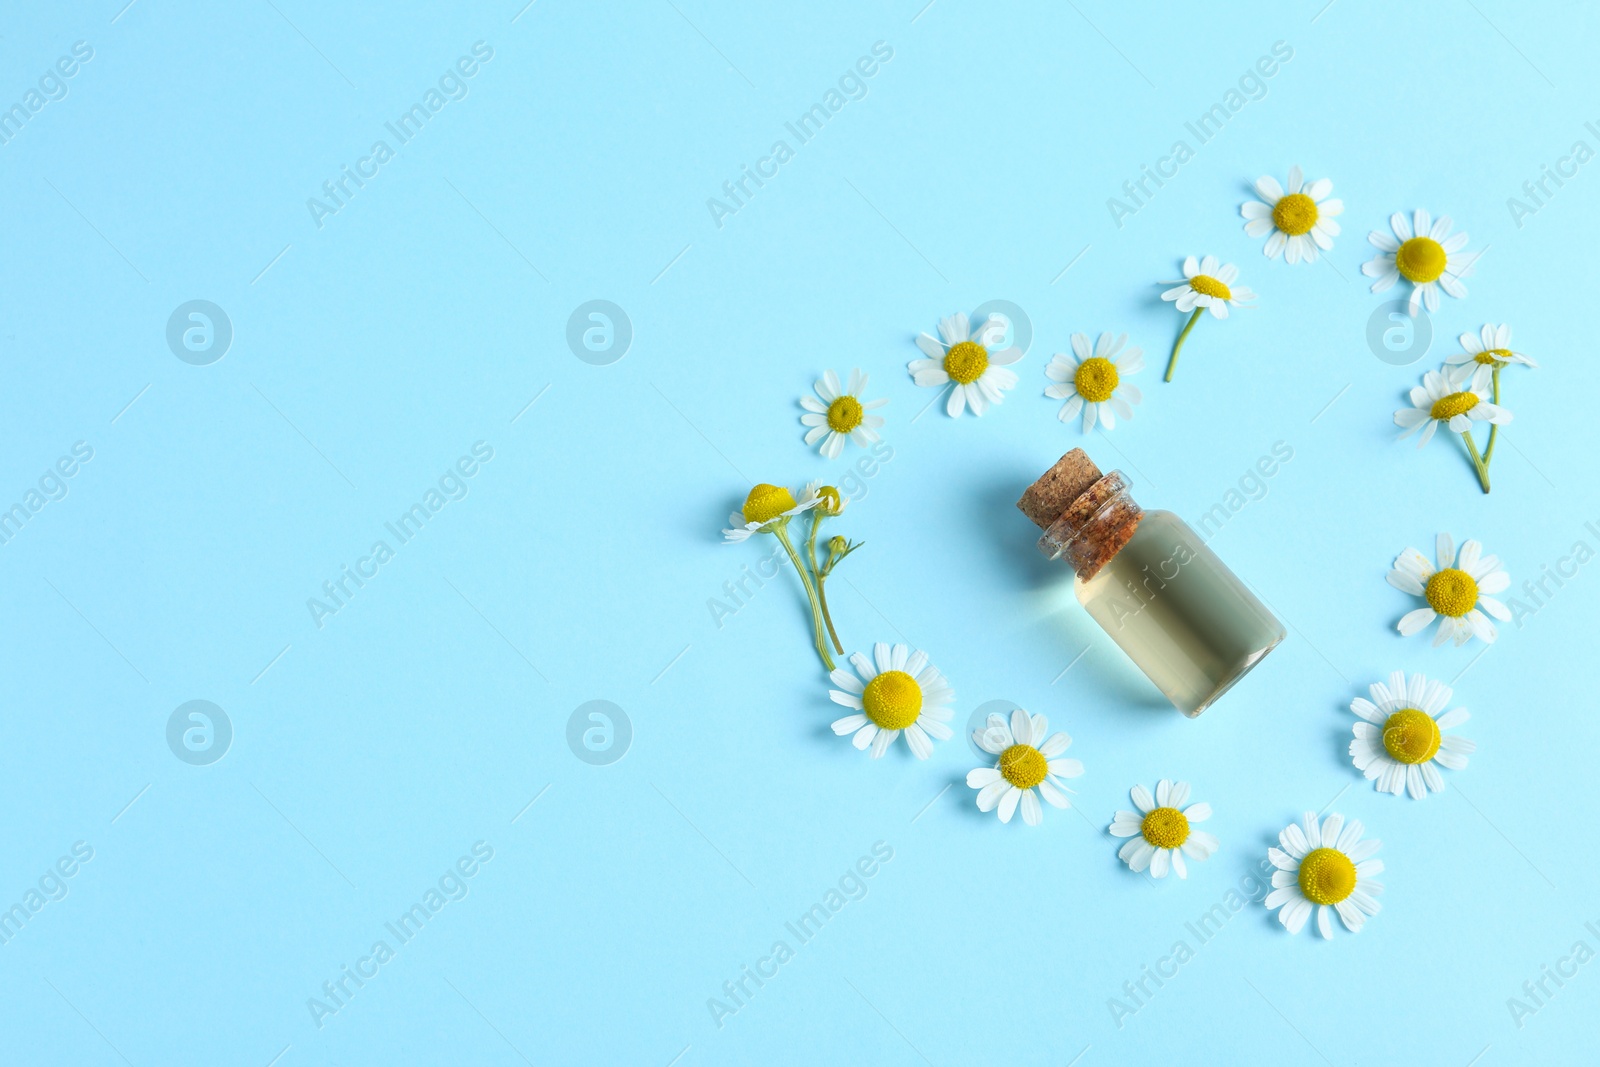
[1036,471,1143,581]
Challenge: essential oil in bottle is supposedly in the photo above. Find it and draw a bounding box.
[1017,449,1285,717]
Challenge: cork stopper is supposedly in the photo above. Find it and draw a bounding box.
[1017,449,1102,528]
[1017,450,1142,581]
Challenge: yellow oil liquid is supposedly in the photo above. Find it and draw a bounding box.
[1074,511,1284,716]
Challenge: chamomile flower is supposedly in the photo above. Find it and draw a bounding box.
[1108,780,1218,879]
[966,708,1083,826]
[721,483,822,543]
[1241,166,1343,264]
[1445,323,1537,392]
[722,482,846,670]
[1044,332,1144,431]
[1387,532,1510,647]
[909,312,1023,418]
[1159,256,1256,382]
[799,369,886,459]
[828,643,954,759]
[1349,671,1475,799]
[1161,256,1256,319]
[1362,210,1474,316]
[1394,367,1511,448]
[1265,812,1383,938]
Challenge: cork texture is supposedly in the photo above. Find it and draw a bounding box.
[1017,449,1103,528]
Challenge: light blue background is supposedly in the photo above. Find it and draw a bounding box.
[2,1,1596,1064]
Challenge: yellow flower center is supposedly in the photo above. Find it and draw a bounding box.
[826,396,864,433]
[1140,806,1190,849]
[1272,192,1318,236]
[998,744,1048,789]
[1073,356,1120,403]
[742,484,796,525]
[943,340,989,384]
[1424,567,1479,617]
[1188,274,1231,300]
[1395,236,1447,283]
[861,670,922,731]
[814,485,843,515]
[1474,348,1513,366]
[1429,391,1479,420]
[1381,708,1442,765]
[1297,848,1357,905]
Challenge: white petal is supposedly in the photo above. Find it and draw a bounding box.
[1010,709,1033,747]
[1039,779,1071,808]
[1046,758,1083,779]
[997,785,1021,823]
[1386,568,1425,594]
[1020,789,1042,827]
[1264,886,1298,910]
[1038,732,1070,759]
[1150,848,1170,878]
[936,314,969,347]
[1398,607,1437,637]
[976,726,1009,755]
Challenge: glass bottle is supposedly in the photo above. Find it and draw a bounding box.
[1017,450,1285,717]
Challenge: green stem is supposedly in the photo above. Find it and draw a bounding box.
[774,525,835,671]
[816,575,844,655]
[1483,365,1502,467]
[1164,308,1203,382]
[1461,430,1491,495]
[805,511,844,655]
